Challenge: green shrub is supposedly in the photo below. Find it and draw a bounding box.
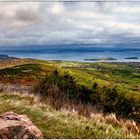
[34,70,138,118]
[91,85,136,117]
[34,70,80,101]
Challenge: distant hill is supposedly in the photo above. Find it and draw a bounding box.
[0,55,17,60]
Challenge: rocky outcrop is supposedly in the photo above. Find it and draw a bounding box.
[0,112,42,139]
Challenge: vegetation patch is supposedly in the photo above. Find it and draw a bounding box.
[34,70,139,119]
[0,92,139,139]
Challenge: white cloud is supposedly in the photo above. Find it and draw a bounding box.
[0,2,140,46]
[50,2,64,15]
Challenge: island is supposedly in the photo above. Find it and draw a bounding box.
[125,57,138,60]
[84,58,117,61]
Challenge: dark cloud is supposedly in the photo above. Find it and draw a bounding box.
[16,9,39,22]
[0,2,140,46]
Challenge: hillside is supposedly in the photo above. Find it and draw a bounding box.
[0,92,139,139]
[1,58,140,96]
[0,58,140,138]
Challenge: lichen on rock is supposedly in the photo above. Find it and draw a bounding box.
[0,112,42,139]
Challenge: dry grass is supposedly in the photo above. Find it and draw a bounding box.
[0,58,34,70]
[0,92,139,138]
[91,113,140,137]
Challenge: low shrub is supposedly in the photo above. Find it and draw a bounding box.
[34,70,138,118]
[90,84,136,117]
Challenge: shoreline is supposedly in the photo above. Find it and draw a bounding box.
[0,54,140,63]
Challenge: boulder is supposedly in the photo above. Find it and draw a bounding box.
[0,112,42,139]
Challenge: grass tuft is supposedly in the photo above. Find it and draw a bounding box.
[0,92,139,139]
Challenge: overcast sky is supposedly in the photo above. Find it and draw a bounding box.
[0,1,140,47]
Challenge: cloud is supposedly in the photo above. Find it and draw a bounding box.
[0,2,140,46]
